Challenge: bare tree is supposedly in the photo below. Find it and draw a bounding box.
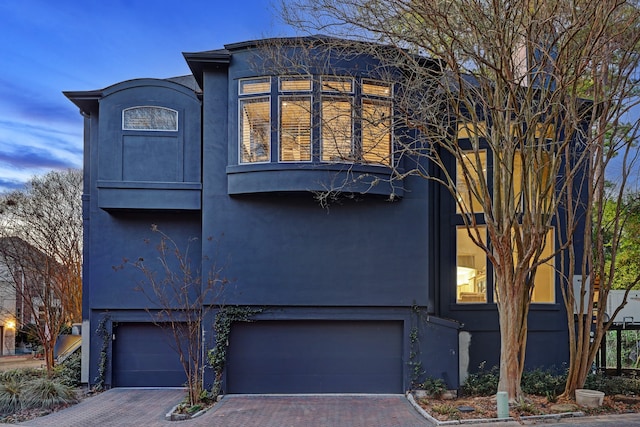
[0,169,82,373]
[116,226,226,407]
[276,0,640,400]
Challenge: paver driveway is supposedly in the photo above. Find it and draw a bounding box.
[17,388,435,427]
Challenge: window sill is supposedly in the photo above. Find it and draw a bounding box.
[226,163,403,197]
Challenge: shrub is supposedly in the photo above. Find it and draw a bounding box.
[21,378,77,410]
[420,377,447,397]
[521,368,566,396]
[54,351,81,387]
[461,363,499,396]
[0,376,23,413]
[584,373,640,395]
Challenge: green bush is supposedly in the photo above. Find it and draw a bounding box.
[420,377,447,397]
[54,352,81,387]
[521,368,566,396]
[461,363,499,396]
[584,373,640,395]
[21,378,77,410]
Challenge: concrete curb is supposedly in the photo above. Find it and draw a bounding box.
[406,392,585,426]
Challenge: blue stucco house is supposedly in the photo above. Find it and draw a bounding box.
[65,36,573,394]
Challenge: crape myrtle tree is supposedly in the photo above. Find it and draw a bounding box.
[277,0,640,400]
[0,169,83,373]
[115,226,227,407]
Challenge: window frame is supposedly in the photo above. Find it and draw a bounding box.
[279,95,313,163]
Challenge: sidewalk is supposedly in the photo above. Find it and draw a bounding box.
[0,355,44,371]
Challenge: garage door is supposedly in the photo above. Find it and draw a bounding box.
[112,322,186,387]
[226,320,403,393]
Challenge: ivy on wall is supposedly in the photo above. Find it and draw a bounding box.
[208,306,263,397]
[94,314,111,391]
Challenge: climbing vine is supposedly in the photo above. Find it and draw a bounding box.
[208,306,263,397]
[409,304,425,388]
[94,314,111,391]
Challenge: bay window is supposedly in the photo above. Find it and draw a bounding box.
[239,75,393,167]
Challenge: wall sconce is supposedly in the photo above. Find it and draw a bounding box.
[5,321,15,330]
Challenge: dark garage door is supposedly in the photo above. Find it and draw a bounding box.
[112,322,186,387]
[226,320,403,393]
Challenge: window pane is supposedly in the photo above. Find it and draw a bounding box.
[456,151,487,214]
[322,98,353,162]
[362,79,392,97]
[513,150,553,211]
[531,228,555,303]
[322,77,353,93]
[240,98,270,163]
[457,226,487,303]
[362,99,391,165]
[457,121,487,139]
[280,97,311,162]
[123,106,178,131]
[240,77,271,95]
[280,76,312,92]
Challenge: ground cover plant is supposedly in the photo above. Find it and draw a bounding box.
[417,367,640,422]
[0,352,81,423]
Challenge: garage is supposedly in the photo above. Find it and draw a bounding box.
[112,322,186,387]
[225,320,404,393]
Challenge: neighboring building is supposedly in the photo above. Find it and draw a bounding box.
[0,255,17,355]
[0,236,61,356]
[65,37,580,393]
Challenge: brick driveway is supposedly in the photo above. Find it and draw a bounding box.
[18,389,434,427]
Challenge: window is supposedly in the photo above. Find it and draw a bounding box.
[456,150,487,214]
[530,228,555,303]
[280,97,312,162]
[122,106,178,131]
[454,150,555,304]
[457,226,487,303]
[239,75,392,166]
[322,98,353,161]
[362,98,392,165]
[513,150,554,211]
[239,78,271,163]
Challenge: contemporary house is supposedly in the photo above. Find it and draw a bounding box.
[65,36,577,393]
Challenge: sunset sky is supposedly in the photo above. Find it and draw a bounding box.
[0,0,293,193]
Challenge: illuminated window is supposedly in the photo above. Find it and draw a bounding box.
[280,76,312,92]
[239,76,393,166]
[362,100,391,164]
[457,226,487,303]
[239,97,270,163]
[363,79,392,97]
[513,150,554,211]
[322,98,353,162]
[280,97,312,162]
[457,121,487,139]
[530,228,555,303]
[240,77,271,95]
[456,151,487,214]
[322,76,353,93]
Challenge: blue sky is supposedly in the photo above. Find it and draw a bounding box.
[0,0,293,194]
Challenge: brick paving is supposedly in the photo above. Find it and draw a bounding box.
[17,389,434,427]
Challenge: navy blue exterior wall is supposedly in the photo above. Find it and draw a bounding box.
[66,37,576,393]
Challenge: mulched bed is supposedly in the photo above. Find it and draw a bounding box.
[415,393,640,422]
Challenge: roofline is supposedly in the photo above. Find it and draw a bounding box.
[182,50,231,88]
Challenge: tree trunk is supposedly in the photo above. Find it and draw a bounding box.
[494,260,530,401]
